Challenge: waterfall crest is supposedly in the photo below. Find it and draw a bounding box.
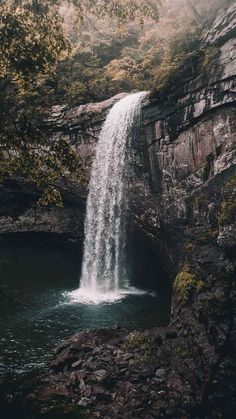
[71,92,146,303]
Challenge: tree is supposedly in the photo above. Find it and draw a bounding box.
[0,0,81,206]
[105,56,145,93]
[71,0,162,26]
[0,0,163,205]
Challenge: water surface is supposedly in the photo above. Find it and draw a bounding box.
[0,237,170,377]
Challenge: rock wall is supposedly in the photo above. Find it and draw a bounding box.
[0,92,127,238]
[129,1,236,262]
[0,178,86,240]
[46,93,127,173]
[126,3,236,416]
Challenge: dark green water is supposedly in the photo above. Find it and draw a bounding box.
[0,237,171,378]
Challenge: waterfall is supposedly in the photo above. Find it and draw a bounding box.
[70,92,146,303]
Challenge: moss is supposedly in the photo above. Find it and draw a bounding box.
[219,200,236,224]
[196,228,219,242]
[223,175,236,195]
[173,264,204,305]
[152,27,201,95]
[185,243,195,252]
[123,332,154,360]
[201,46,219,72]
[123,332,150,351]
[174,346,190,359]
[219,175,236,224]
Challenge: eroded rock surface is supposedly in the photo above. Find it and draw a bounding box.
[0,93,127,239]
[12,326,208,418]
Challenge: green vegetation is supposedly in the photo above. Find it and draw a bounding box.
[196,229,219,243]
[201,45,219,72]
[123,331,154,360]
[185,243,195,253]
[123,331,151,350]
[219,176,236,224]
[219,201,236,224]
[219,175,236,224]
[174,345,190,359]
[0,0,78,206]
[195,193,206,208]
[150,27,201,94]
[0,0,225,204]
[0,0,161,205]
[173,264,204,305]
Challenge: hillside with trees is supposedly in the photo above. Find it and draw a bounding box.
[0,0,226,205]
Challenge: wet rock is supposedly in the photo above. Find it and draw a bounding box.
[155,368,166,379]
[91,370,108,383]
[71,360,82,369]
[217,223,236,248]
[165,329,177,340]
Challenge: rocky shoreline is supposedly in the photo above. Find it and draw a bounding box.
[0,326,212,418]
[3,318,233,419]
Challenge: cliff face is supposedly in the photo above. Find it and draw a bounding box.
[127,3,236,416]
[0,93,126,239]
[134,2,236,230]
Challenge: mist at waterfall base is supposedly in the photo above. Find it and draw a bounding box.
[68,92,148,305]
[0,93,171,376]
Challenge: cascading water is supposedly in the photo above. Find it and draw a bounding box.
[70,92,146,303]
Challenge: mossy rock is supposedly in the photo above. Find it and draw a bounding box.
[184,243,195,252]
[219,175,236,224]
[219,200,236,224]
[196,228,219,243]
[123,331,150,350]
[123,331,154,360]
[201,45,220,73]
[173,265,204,305]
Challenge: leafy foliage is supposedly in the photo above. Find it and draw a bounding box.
[53,48,109,105]
[150,27,201,93]
[0,0,69,82]
[105,56,145,93]
[0,0,225,206]
[70,0,161,27]
[0,0,80,205]
[219,176,236,225]
[0,0,163,205]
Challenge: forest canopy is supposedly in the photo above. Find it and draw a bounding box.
[0,0,227,205]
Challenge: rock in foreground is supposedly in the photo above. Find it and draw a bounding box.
[15,324,233,419]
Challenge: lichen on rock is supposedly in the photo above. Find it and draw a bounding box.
[173,264,204,305]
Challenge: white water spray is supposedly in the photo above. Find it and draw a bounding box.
[70,92,146,304]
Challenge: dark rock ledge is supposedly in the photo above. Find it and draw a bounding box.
[7,325,215,419]
[6,301,234,419]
